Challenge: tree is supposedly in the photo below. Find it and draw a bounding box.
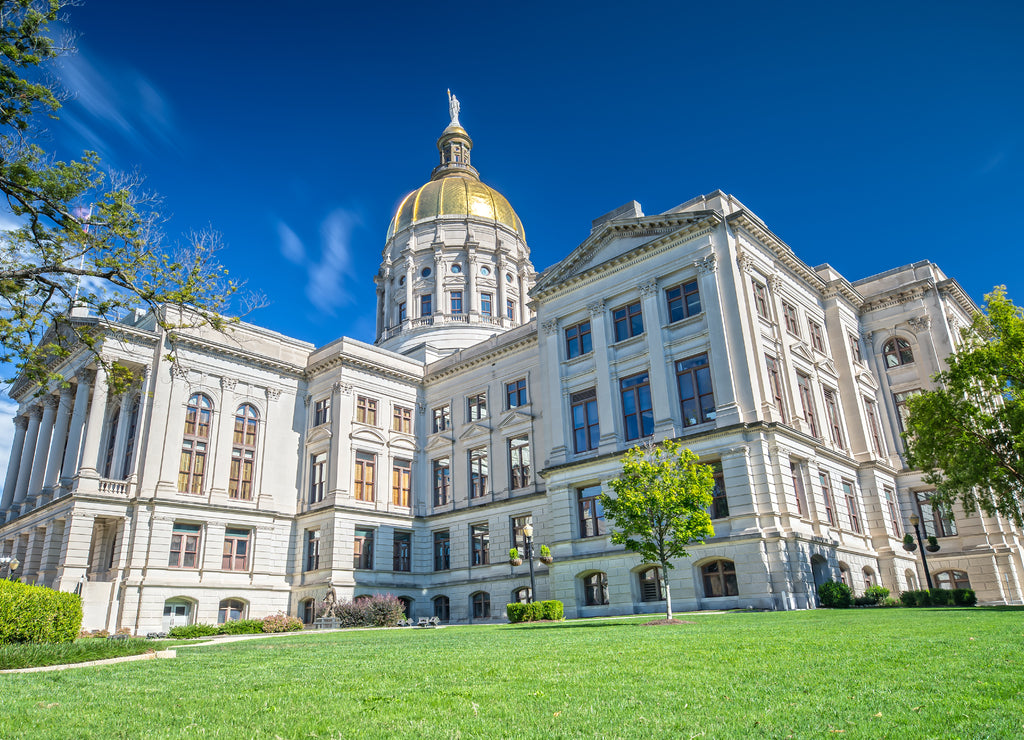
[601,440,715,620]
[1,0,249,394]
[905,286,1024,525]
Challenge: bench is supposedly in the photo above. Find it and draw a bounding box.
[416,616,441,628]
[107,633,131,641]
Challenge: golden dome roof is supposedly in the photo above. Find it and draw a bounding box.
[387,175,526,241]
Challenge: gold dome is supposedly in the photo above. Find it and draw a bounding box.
[387,175,526,241]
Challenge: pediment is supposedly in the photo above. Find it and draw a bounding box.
[815,358,840,380]
[789,342,815,364]
[425,434,454,453]
[498,410,533,428]
[855,370,880,391]
[350,427,386,445]
[305,427,332,447]
[388,435,418,452]
[458,422,491,442]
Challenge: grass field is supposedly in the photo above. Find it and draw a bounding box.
[1,608,1022,738]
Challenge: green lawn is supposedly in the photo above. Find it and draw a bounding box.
[1,608,1022,738]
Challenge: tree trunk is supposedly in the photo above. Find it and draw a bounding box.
[663,562,673,620]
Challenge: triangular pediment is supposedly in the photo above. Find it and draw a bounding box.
[498,410,533,428]
[459,422,491,441]
[425,434,454,453]
[789,342,815,364]
[816,358,840,380]
[350,427,386,445]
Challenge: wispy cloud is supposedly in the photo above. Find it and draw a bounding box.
[277,221,306,265]
[277,210,362,316]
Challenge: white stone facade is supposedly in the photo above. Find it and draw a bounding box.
[2,118,1023,634]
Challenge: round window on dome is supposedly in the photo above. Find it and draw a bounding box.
[421,267,432,278]
[480,266,491,276]
[451,264,462,274]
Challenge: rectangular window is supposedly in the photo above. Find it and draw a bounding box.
[508,435,531,489]
[565,320,593,359]
[791,463,808,517]
[620,372,654,441]
[819,472,835,526]
[782,301,799,336]
[433,530,450,570]
[229,446,255,501]
[865,399,885,456]
[823,388,844,447]
[432,457,450,506]
[571,388,600,453]
[356,396,378,426]
[765,356,787,422]
[797,373,819,438]
[169,523,201,569]
[511,514,533,553]
[392,405,412,433]
[843,482,861,533]
[313,398,331,427]
[613,301,644,341]
[676,353,715,427]
[354,451,376,502]
[885,487,901,536]
[450,291,463,314]
[392,459,411,507]
[710,466,729,519]
[481,293,492,317]
[666,280,701,323]
[305,530,320,571]
[393,531,411,571]
[467,392,487,421]
[471,523,489,566]
[178,440,207,494]
[309,452,327,504]
[916,492,957,537]
[848,332,862,363]
[222,528,250,571]
[578,486,605,538]
[469,447,488,499]
[893,390,920,433]
[432,405,450,433]
[808,320,826,353]
[506,299,516,321]
[398,302,407,322]
[505,378,527,408]
[353,528,374,570]
[752,281,770,319]
[420,294,432,317]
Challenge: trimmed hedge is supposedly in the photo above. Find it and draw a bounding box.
[168,614,304,639]
[168,623,220,639]
[217,619,265,635]
[0,580,82,644]
[817,580,852,608]
[506,600,564,623]
[899,588,977,607]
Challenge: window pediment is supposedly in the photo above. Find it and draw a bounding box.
[815,358,839,380]
[350,427,386,445]
[498,410,532,428]
[855,370,880,391]
[305,427,332,447]
[459,422,491,441]
[789,342,815,363]
[424,434,454,453]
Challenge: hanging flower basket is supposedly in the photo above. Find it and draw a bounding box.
[925,544,940,553]
[903,542,917,552]
[540,556,554,565]
[510,558,523,567]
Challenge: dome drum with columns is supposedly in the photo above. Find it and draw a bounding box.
[376,96,535,357]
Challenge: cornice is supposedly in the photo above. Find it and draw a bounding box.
[726,211,830,297]
[425,327,538,382]
[306,351,424,384]
[858,279,933,314]
[175,335,306,378]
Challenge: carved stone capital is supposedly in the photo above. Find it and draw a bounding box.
[696,253,718,275]
[417,402,426,415]
[737,251,755,274]
[767,273,783,292]
[587,301,605,316]
[14,415,29,431]
[27,405,42,419]
[42,394,61,410]
[171,363,189,381]
[334,381,352,396]
[220,377,237,392]
[638,279,658,296]
[907,315,931,332]
[266,388,282,402]
[303,394,312,407]
[541,319,560,336]
[75,368,96,385]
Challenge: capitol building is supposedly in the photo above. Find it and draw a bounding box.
[2,101,1022,632]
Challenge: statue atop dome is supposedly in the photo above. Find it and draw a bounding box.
[447,89,461,126]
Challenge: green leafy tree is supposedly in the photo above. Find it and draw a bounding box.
[1,0,252,394]
[601,440,715,620]
[905,286,1024,525]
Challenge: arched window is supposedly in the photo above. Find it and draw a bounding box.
[471,591,491,619]
[701,559,738,597]
[639,567,665,602]
[512,587,532,604]
[300,598,316,624]
[120,396,141,479]
[904,569,918,591]
[934,570,971,590]
[883,337,914,368]
[584,572,609,606]
[862,567,875,590]
[230,404,259,500]
[102,408,120,478]
[218,599,246,624]
[838,561,852,588]
[433,595,450,622]
[179,393,213,494]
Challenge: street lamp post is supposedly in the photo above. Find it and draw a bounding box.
[908,514,934,590]
[522,523,537,603]
[0,556,19,581]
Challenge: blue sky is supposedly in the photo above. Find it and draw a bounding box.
[1,1,1022,467]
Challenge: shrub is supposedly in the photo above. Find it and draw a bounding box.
[360,594,406,627]
[540,600,564,620]
[929,588,954,606]
[261,613,304,633]
[852,595,876,607]
[881,597,901,607]
[864,585,889,604]
[506,603,530,623]
[217,619,264,635]
[168,623,220,639]
[953,588,977,606]
[899,591,917,607]
[817,580,852,608]
[0,580,82,644]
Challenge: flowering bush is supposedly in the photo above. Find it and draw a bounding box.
[318,593,405,628]
[261,613,303,633]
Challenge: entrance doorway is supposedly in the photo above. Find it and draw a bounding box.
[163,599,191,631]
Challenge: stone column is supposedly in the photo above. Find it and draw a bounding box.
[540,319,567,461]
[374,281,384,338]
[433,253,445,317]
[37,518,67,589]
[27,395,59,501]
[466,255,477,316]
[77,372,110,477]
[60,371,95,488]
[1,416,29,512]
[404,257,414,325]
[382,264,393,329]
[123,366,152,481]
[588,302,618,448]
[328,381,348,496]
[696,253,743,425]
[639,278,673,434]
[13,405,42,507]
[54,512,95,591]
[518,266,529,325]
[210,376,235,497]
[42,386,76,498]
[497,257,508,327]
